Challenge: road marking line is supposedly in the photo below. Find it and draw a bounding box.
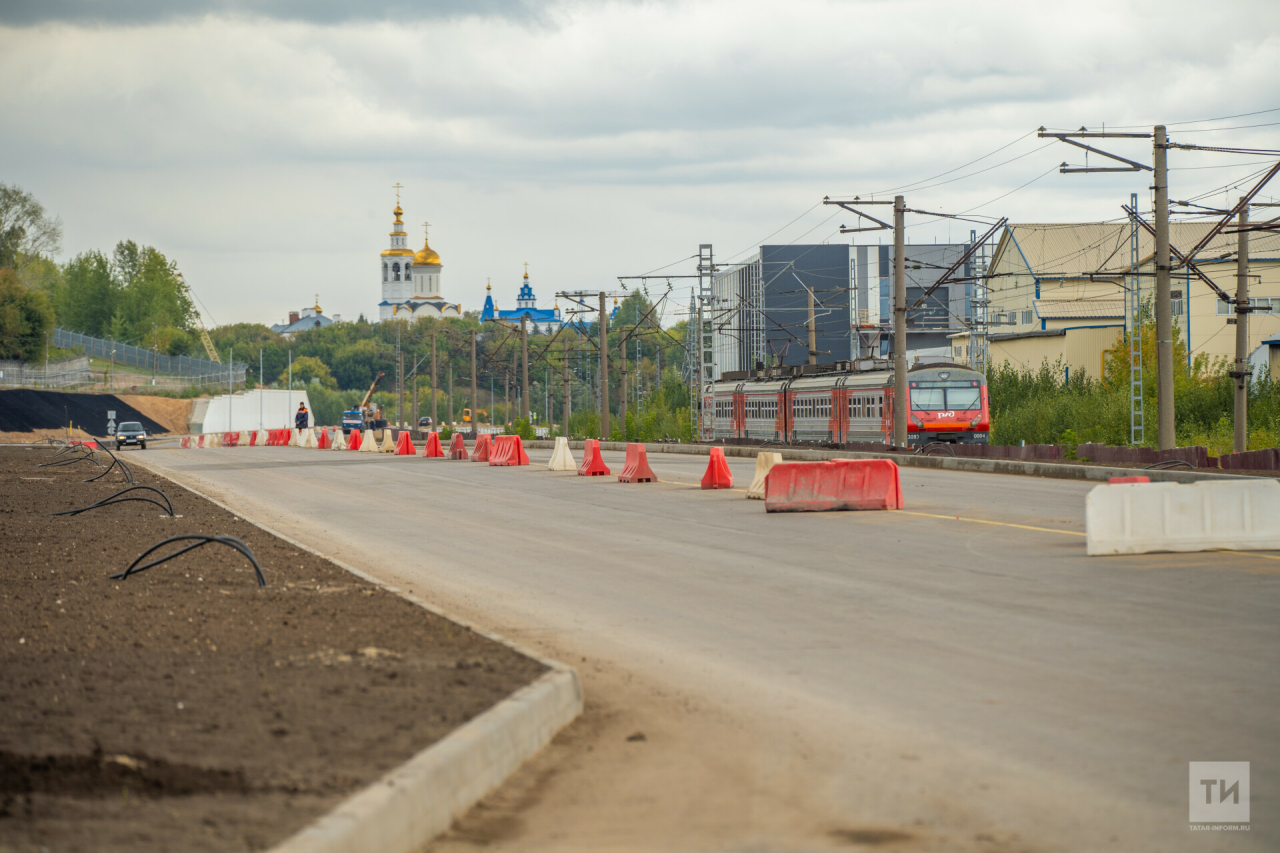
[655,477,746,493]
[895,510,1086,537]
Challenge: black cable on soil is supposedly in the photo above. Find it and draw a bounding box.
[84,442,135,485]
[38,450,102,469]
[111,535,267,588]
[51,485,174,518]
[1146,459,1193,470]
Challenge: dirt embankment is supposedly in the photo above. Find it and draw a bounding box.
[0,446,544,852]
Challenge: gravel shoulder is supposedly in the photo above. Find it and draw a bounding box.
[0,445,545,853]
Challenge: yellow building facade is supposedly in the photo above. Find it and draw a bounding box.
[951,223,1280,380]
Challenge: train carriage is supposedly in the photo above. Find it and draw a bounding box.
[711,361,988,447]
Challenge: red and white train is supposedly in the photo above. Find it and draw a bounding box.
[710,361,989,447]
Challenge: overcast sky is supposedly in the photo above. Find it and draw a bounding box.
[2,0,1278,330]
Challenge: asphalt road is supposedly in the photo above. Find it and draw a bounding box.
[138,445,1278,851]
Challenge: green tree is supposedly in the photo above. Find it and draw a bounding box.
[0,269,55,362]
[0,183,62,277]
[277,354,337,389]
[58,250,117,335]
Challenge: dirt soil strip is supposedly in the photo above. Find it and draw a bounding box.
[0,445,548,853]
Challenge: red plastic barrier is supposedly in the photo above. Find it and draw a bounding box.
[197,434,206,448]
[266,429,276,446]
[577,439,611,476]
[700,447,733,490]
[488,434,530,467]
[316,429,330,449]
[448,432,468,459]
[763,459,903,512]
[179,437,189,448]
[423,431,444,458]
[1109,475,1150,484]
[618,443,656,483]
[396,430,417,456]
[471,433,492,462]
[347,428,362,451]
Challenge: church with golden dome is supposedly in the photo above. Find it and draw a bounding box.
[378,191,462,322]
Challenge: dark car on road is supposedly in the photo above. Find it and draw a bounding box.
[115,421,147,450]
[417,416,433,428]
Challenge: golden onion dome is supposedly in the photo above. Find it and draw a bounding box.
[393,204,404,225]
[414,236,441,266]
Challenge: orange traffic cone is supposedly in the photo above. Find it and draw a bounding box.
[423,431,445,458]
[395,430,416,455]
[700,447,733,490]
[577,439,610,476]
[618,443,656,483]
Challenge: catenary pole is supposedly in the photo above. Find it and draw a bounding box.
[521,316,530,421]
[599,291,610,439]
[470,329,478,436]
[431,329,438,428]
[893,195,908,447]
[807,284,817,365]
[259,349,263,430]
[1235,198,1250,453]
[562,335,570,435]
[1153,125,1175,449]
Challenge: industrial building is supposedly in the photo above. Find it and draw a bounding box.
[948,222,1280,381]
[709,240,979,378]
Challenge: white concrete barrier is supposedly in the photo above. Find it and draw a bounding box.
[359,429,377,453]
[378,430,396,453]
[1086,479,1280,556]
[746,452,784,500]
[332,429,347,451]
[547,436,576,471]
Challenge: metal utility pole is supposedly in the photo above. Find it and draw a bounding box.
[893,196,908,447]
[288,350,292,423]
[599,291,609,439]
[1152,125,1174,449]
[520,316,530,422]
[471,330,478,436]
[561,336,570,435]
[152,322,157,384]
[1235,199,1250,453]
[448,364,453,426]
[806,284,818,366]
[259,349,263,430]
[229,345,233,432]
[397,342,405,429]
[620,338,628,437]
[431,330,438,427]
[109,335,114,391]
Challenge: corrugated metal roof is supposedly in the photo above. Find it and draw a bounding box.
[992,222,1280,279]
[1035,299,1124,319]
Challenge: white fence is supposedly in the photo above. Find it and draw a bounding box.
[192,389,314,434]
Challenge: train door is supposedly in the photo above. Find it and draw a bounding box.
[733,383,746,440]
[832,377,848,443]
[776,379,794,443]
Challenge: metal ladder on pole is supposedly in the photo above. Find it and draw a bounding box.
[696,244,716,441]
[969,228,992,375]
[1127,193,1144,445]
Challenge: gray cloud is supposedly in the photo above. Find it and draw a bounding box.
[0,0,543,26]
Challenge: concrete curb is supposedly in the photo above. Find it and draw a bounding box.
[127,455,584,853]
[527,440,1262,485]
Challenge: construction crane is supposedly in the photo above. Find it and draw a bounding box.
[342,372,388,434]
[179,276,221,363]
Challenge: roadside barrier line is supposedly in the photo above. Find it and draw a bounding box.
[1216,549,1280,562]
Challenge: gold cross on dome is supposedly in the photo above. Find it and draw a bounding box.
[422,221,432,239]
[392,182,404,203]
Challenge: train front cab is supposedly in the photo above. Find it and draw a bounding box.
[904,365,989,448]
